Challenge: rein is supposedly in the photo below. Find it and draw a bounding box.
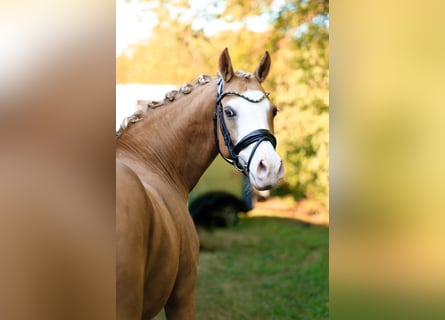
[213,78,277,176]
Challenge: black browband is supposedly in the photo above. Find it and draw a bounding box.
[213,78,277,176]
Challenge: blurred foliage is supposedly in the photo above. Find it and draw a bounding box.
[117,0,329,209]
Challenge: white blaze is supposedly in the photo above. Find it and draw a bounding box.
[226,90,284,190]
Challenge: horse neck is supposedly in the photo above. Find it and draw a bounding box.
[117,80,218,195]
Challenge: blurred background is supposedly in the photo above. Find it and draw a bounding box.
[116,0,329,223]
[116,0,329,318]
[3,0,445,319]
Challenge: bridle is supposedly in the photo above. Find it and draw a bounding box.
[213,78,277,176]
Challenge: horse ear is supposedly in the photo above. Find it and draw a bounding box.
[253,51,271,83]
[218,48,234,82]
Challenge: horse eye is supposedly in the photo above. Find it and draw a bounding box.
[224,107,236,118]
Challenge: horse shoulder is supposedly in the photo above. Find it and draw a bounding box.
[116,161,153,318]
[117,161,182,318]
[139,175,200,320]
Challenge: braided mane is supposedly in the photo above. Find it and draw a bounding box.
[116,70,252,139]
[116,74,214,139]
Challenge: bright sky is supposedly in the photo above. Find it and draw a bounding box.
[116,0,274,57]
[116,0,157,56]
[116,0,328,62]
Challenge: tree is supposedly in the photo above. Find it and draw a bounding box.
[267,1,329,208]
[116,0,329,209]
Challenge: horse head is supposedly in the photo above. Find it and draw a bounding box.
[215,48,284,190]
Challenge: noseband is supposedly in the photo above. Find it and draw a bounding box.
[213,78,277,176]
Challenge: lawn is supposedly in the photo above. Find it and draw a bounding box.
[195,216,329,319]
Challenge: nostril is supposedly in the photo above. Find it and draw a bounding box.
[278,160,284,178]
[256,160,268,178]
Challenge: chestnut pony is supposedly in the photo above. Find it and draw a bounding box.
[116,48,284,319]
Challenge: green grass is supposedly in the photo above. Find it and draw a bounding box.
[196,217,329,319]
